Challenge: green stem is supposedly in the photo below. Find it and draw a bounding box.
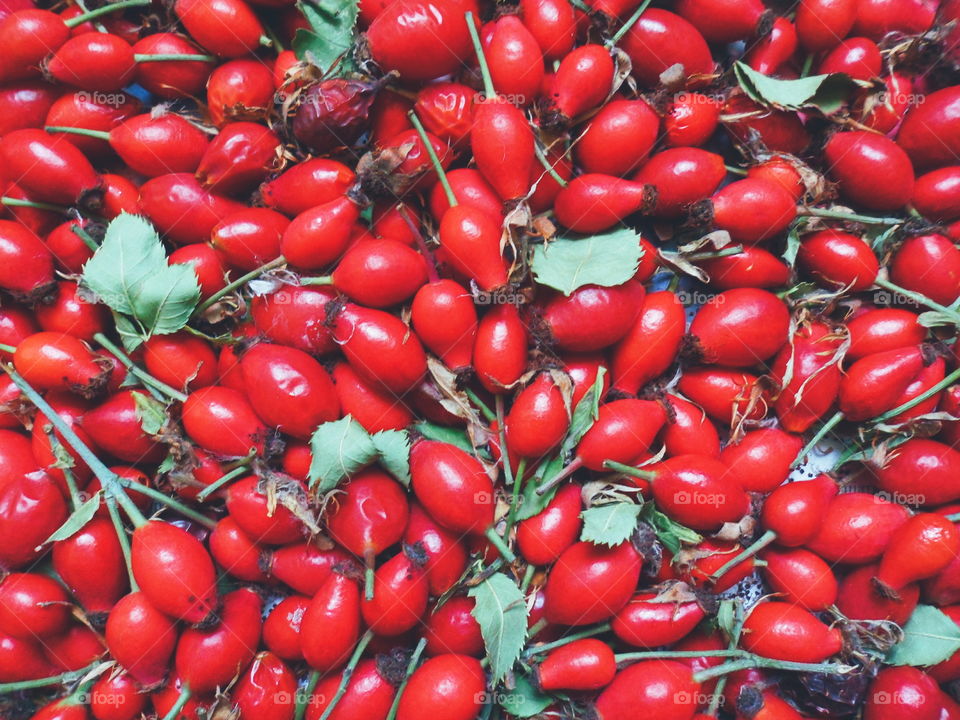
[4,367,147,526]
[692,658,852,683]
[527,617,548,638]
[43,428,82,510]
[946,512,960,523]
[872,365,960,423]
[707,600,745,717]
[93,332,188,403]
[72,224,99,251]
[299,276,335,286]
[603,459,656,481]
[800,53,814,78]
[724,164,748,176]
[874,277,960,325]
[134,53,216,62]
[408,111,457,207]
[505,458,527,534]
[384,638,428,720]
[614,649,744,662]
[159,686,192,720]
[465,388,496,422]
[0,343,17,354]
[364,548,376,602]
[318,630,375,720]
[0,196,68,213]
[63,0,149,27]
[465,11,496,98]
[707,529,777,582]
[496,394,512,494]
[485,526,516,564]
[294,671,321,720]
[195,465,249,501]
[520,563,536,593]
[607,0,654,46]
[0,662,100,693]
[536,456,583,496]
[523,623,612,657]
[193,256,287,316]
[106,495,138,591]
[45,126,111,141]
[120,480,215,529]
[791,410,844,468]
[533,143,568,187]
[797,207,901,225]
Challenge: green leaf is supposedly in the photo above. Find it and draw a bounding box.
[308,416,377,493]
[113,312,144,353]
[45,493,100,543]
[560,367,606,458]
[82,214,200,345]
[132,393,167,436]
[498,674,553,718]
[157,452,176,475]
[734,61,856,114]
[294,0,358,73]
[782,223,801,267]
[888,605,960,666]
[641,504,702,555]
[413,421,473,453]
[83,214,164,316]
[580,502,641,547]
[532,229,644,296]
[469,573,528,683]
[515,456,564,521]
[134,263,201,338]
[372,430,411,486]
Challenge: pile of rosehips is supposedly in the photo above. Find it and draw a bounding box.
[1,0,960,718]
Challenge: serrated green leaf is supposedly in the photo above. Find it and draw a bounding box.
[132,393,167,436]
[45,493,100,543]
[887,605,960,666]
[580,502,641,547]
[134,263,201,338]
[309,416,377,492]
[560,367,606,458]
[294,0,358,73]
[498,674,553,717]
[82,214,200,345]
[469,573,528,683]
[734,61,856,114]
[82,214,165,316]
[515,456,563,521]
[532,229,643,296]
[641,504,702,555]
[413,421,473,453]
[372,430,411,486]
[917,311,958,328]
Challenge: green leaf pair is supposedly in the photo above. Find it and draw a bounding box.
[308,416,411,492]
[81,214,201,351]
